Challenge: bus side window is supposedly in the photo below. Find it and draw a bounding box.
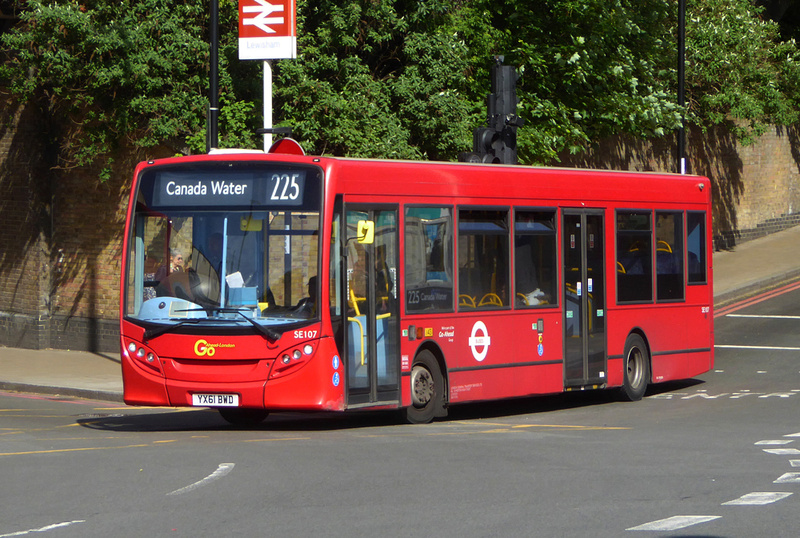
[656,211,684,301]
[687,211,707,284]
[458,208,509,310]
[616,211,653,303]
[514,209,557,307]
[404,207,454,313]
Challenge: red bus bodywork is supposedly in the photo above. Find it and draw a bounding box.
[120,153,713,423]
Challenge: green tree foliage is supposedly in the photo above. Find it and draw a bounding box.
[2,0,800,173]
[274,0,478,160]
[685,0,800,144]
[0,0,259,177]
[469,0,683,162]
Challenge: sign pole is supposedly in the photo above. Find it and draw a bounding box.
[678,0,686,174]
[263,60,272,151]
[208,0,219,152]
[239,0,297,150]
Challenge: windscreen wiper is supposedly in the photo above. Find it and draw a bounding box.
[143,319,204,341]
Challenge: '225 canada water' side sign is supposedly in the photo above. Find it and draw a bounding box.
[238,0,297,60]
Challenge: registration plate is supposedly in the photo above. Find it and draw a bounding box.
[192,393,239,407]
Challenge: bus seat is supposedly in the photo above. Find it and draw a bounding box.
[458,294,476,308]
[478,293,503,307]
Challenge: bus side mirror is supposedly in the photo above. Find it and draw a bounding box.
[357,220,375,244]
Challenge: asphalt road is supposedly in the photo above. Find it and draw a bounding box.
[1,282,799,537]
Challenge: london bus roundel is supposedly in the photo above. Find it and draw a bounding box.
[468,321,491,362]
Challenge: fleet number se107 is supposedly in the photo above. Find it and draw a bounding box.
[294,330,318,339]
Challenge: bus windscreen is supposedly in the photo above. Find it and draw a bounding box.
[124,163,322,331]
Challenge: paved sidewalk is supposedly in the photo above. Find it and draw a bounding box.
[1,224,799,404]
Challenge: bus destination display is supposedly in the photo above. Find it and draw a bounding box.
[150,170,306,208]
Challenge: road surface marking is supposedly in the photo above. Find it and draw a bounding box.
[722,492,792,505]
[725,314,800,319]
[755,439,794,445]
[167,463,235,496]
[715,344,800,351]
[0,520,85,537]
[774,472,800,484]
[0,444,149,457]
[627,515,720,531]
[763,448,800,455]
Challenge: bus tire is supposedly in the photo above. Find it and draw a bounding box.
[621,333,649,401]
[218,408,269,427]
[404,350,445,424]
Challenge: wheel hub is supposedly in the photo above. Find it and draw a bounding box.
[410,365,434,407]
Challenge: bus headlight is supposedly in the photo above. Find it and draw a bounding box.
[270,341,318,379]
[124,338,163,375]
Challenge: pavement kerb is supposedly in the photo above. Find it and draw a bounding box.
[713,269,800,309]
[0,381,124,403]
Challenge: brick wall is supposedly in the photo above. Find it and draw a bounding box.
[556,123,800,249]
[2,98,800,351]
[0,98,168,351]
[0,98,52,349]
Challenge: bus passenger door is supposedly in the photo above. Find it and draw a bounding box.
[344,206,400,407]
[562,211,606,388]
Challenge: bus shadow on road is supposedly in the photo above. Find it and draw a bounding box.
[76,378,707,433]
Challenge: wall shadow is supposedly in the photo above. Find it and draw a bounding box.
[553,124,745,250]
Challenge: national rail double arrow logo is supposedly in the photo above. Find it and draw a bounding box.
[242,0,286,35]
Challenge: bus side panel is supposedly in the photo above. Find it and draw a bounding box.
[607,304,713,384]
[264,337,345,411]
[403,312,565,405]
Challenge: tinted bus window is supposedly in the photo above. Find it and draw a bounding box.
[656,211,684,301]
[514,209,557,307]
[617,211,652,303]
[458,208,510,309]
[405,207,454,313]
[687,211,707,284]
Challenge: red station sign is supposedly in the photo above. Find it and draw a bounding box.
[238,0,297,60]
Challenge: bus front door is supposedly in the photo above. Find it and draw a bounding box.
[344,206,401,407]
[563,211,607,388]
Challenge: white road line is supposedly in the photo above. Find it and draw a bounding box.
[763,448,800,455]
[774,472,800,484]
[726,314,800,319]
[722,492,793,505]
[755,439,794,445]
[0,520,85,537]
[785,432,800,437]
[715,345,800,351]
[790,460,800,467]
[167,463,235,496]
[627,515,720,531]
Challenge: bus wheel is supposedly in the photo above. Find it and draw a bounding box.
[218,408,269,427]
[621,333,649,401]
[404,351,444,424]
